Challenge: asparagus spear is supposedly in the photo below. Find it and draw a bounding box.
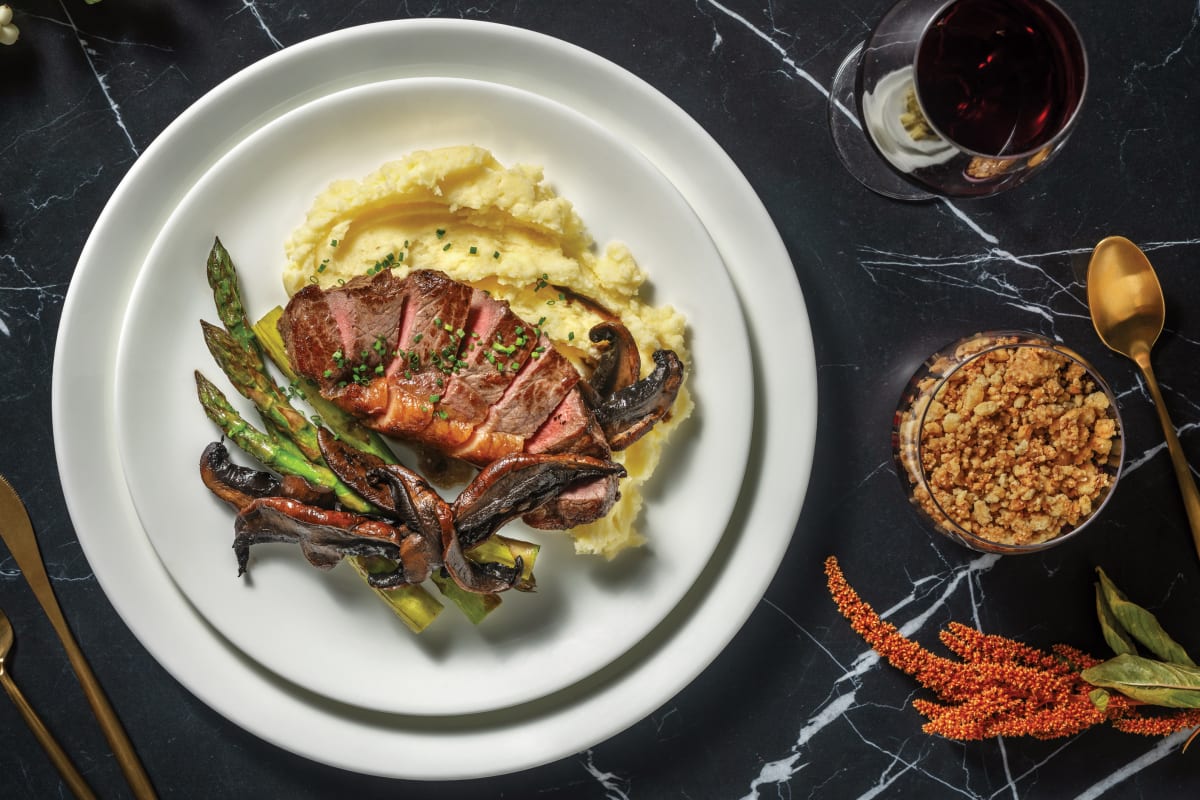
[206,237,260,358]
[202,242,454,632]
[201,320,324,462]
[195,370,370,513]
[194,370,443,632]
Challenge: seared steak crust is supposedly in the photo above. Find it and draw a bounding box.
[281,269,620,527]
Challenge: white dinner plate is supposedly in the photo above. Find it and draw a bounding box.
[53,20,816,779]
[114,76,751,716]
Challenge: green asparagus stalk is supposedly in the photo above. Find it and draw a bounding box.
[201,320,324,462]
[206,237,261,358]
[201,242,452,632]
[252,306,400,465]
[195,370,370,512]
[354,559,444,634]
[431,574,502,624]
[195,370,443,632]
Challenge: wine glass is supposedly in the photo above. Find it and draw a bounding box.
[829,0,1088,200]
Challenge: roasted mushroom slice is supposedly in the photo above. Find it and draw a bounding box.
[201,441,281,510]
[587,320,641,400]
[233,497,406,587]
[316,427,397,513]
[365,464,446,586]
[593,349,685,450]
[368,464,524,595]
[201,440,333,510]
[453,452,627,547]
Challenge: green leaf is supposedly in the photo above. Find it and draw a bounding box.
[1095,567,1195,666]
[1088,688,1110,712]
[1082,653,1200,708]
[1095,583,1139,657]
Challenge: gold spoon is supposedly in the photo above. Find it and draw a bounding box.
[0,607,98,800]
[0,474,157,799]
[1087,235,1200,559]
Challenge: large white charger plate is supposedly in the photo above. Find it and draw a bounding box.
[53,19,816,780]
[114,76,751,716]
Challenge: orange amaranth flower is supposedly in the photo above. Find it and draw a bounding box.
[825,556,1200,741]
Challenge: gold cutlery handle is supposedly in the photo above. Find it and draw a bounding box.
[0,670,98,800]
[33,589,158,800]
[1139,359,1200,560]
[0,476,158,800]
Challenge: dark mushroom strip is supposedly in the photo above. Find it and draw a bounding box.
[233,496,405,588]
[442,535,525,595]
[316,427,395,513]
[587,320,641,400]
[201,440,335,510]
[592,349,685,451]
[201,440,282,510]
[365,464,446,585]
[452,452,627,548]
[277,475,337,508]
[367,464,522,594]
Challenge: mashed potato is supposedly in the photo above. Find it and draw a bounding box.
[283,145,692,558]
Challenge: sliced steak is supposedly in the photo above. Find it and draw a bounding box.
[277,284,349,387]
[279,268,651,530]
[453,333,580,464]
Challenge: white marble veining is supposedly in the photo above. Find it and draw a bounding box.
[56,0,139,156]
[235,0,284,50]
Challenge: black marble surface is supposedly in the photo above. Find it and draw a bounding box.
[2,0,1199,797]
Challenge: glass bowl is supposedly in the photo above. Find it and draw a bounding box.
[893,331,1124,554]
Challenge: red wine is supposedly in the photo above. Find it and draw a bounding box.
[915,0,1086,156]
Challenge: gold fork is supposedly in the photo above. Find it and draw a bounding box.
[0,606,97,799]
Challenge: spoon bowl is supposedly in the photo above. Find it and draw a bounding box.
[1087,236,1166,364]
[1087,236,1200,560]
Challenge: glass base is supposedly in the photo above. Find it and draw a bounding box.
[828,43,934,202]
